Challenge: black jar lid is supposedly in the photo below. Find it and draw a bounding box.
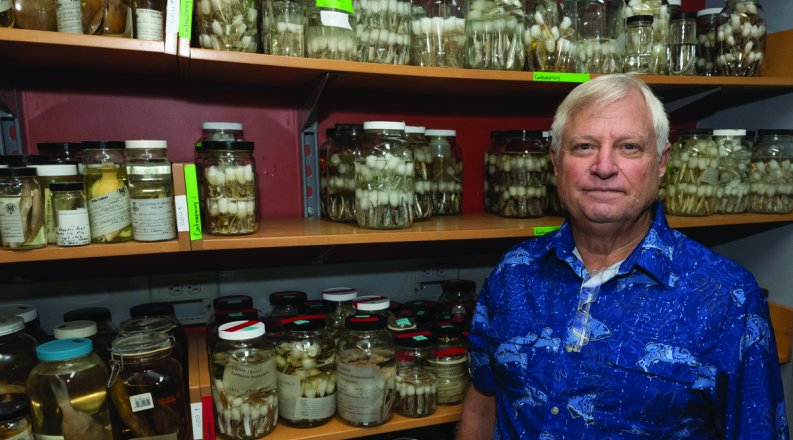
[81,141,125,149]
[38,142,85,155]
[0,155,50,167]
[433,320,463,337]
[298,300,336,315]
[130,301,176,319]
[269,290,307,306]
[214,295,254,311]
[325,128,336,137]
[345,313,387,331]
[677,128,713,136]
[440,279,476,294]
[403,299,440,313]
[671,12,697,21]
[0,394,30,422]
[49,181,84,191]
[758,129,793,136]
[627,15,654,25]
[393,330,437,348]
[504,130,544,140]
[215,308,260,324]
[201,141,255,151]
[0,167,37,177]
[282,315,327,331]
[64,307,112,323]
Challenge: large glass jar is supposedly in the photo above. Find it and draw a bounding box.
[275,317,336,427]
[210,321,278,439]
[695,8,720,76]
[426,129,462,215]
[0,167,46,250]
[0,316,38,394]
[410,0,465,67]
[336,314,396,427]
[466,0,524,70]
[306,0,357,60]
[663,129,718,216]
[207,308,260,354]
[265,290,307,341]
[322,287,358,343]
[355,0,411,64]
[108,333,188,440]
[266,0,305,56]
[325,124,363,223]
[524,0,575,72]
[30,163,78,244]
[194,0,258,51]
[428,321,469,405]
[714,129,751,214]
[0,393,33,439]
[82,141,133,243]
[484,131,504,213]
[717,0,764,76]
[119,315,188,371]
[668,12,697,76]
[575,0,622,74]
[438,279,476,331]
[496,130,548,218]
[622,0,669,74]
[125,140,176,242]
[406,126,433,221]
[27,338,113,439]
[355,121,414,230]
[749,130,793,214]
[51,181,91,247]
[200,141,258,236]
[393,330,437,418]
[623,14,654,74]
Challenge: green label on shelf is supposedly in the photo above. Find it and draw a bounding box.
[533,225,561,236]
[184,164,203,241]
[316,0,354,14]
[533,72,591,83]
[179,0,194,39]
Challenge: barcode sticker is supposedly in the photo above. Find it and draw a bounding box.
[130,392,155,412]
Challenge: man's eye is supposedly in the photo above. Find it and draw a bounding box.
[572,144,593,151]
[621,143,644,153]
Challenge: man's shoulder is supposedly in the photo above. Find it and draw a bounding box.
[666,228,757,287]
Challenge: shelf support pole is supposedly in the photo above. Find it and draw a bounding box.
[298,73,337,218]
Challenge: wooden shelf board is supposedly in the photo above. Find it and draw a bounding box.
[0,240,182,263]
[667,212,793,228]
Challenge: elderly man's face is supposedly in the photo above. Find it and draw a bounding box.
[552,90,669,227]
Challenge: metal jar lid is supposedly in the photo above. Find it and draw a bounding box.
[54,320,98,339]
[112,332,172,358]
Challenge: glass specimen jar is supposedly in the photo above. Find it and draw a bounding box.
[199,122,246,144]
[0,167,46,250]
[0,304,48,344]
[406,126,432,221]
[623,14,654,74]
[210,320,278,439]
[695,8,720,76]
[355,0,411,64]
[574,0,622,74]
[393,330,437,418]
[336,314,396,427]
[82,141,133,243]
[306,0,357,60]
[207,308,260,354]
[0,0,13,28]
[717,0,765,76]
[100,0,133,36]
[265,0,305,56]
[132,0,164,40]
[200,141,258,236]
[63,307,120,351]
[51,181,91,246]
[265,290,307,341]
[275,316,336,427]
[0,316,38,394]
[713,129,751,214]
[426,129,462,215]
[749,130,793,214]
[108,332,188,440]
[322,287,358,343]
[387,306,420,333]
[325,124,363,223]
[410,0,465,67]
[119,315,188,372]
[484,131,504,213]
[466,0,524,70]
[622,0,668,74]
[438,279,476,330]
[13,0,56,31]
[663,129,718,216]
[194,0,258,51]
[33,163,77,242]
[496,130,548,218]
[429,321,469,405]
[0,393,33,439]
[55,0,83,34]
[353,295,393,320]
[668,12,697,76]
[27,338,113,440]
[355,121,414,230]
[53,320,111,367]
[125,140,176,242]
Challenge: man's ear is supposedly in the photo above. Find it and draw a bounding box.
[658,143,671,179]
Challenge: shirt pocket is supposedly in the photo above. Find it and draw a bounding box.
[491,330,560,406]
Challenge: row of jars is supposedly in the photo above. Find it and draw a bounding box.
[193,0,767,77]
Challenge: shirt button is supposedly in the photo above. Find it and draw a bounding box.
[564,345,572,352]
[551,406,560,415]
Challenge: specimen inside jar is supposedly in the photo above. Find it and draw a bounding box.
[336,347,397,426]
[355,152,415,229]
[204,163,257,235]
[466,0,525,70]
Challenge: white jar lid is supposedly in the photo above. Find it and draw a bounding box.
[0,304,37,323]
[32,164,78,177]
[219,320,265,340]
[667,0,681,5]
[405,126,426,134]
[203,122,243,130]
[322,287,359,302]
[712,129,746,136]
[54,320,98,339]
[126,140,168,149]
[353,295,390,311]
[697,7,723,16]
[0,316,24,336]
[425,129,456,137]
[363,121,405,131]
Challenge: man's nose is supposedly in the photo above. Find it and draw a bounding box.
[591,146,618,179]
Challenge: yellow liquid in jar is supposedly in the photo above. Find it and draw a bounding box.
[83,166,132,243]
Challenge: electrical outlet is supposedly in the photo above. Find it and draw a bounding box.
[149,272,219,325]
[408,264,460,299]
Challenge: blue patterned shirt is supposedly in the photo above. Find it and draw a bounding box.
[469,203,788,439]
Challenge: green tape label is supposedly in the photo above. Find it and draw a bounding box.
[533,72,591,83]
[295,320,309,325]
[533,225,561,236]
[396,318,412,326]
[413,335,428,341]
[316,0,353,13]
[184,164,203,241]
[178,0,194,39]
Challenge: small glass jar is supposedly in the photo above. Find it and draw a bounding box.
[125,140,177,242]
[406,126,433,221]
[664,129,719,216]
[438,279,477,331]
[108,333,188,439]
[484,131,504,213]
[200,141,258,236]
[336,314,396,427]
[266,0,305,56]
[695,8,721,76]
[668,12,697,76]
[50,180,90,247]
[27,338,113,439]
[496,130,548,218]
[355,121,414,230]
[82,141,133,243]
[426,129,462,216]
[466,0,524,70]
[99,0,133,36]
[12,0,56,31]
[325,124,363,223]
[132,0,164,40]
[410,0,465,67]
[53,320,111,367]
[199,122,246,144]
[749,130,793,214]
[322,287,358,343]
[265,290,307,340]
[355,0,411,64]
[713,129,751,214]
[717,0,765,77]
[429,321,469,405]
[393,330,437,418]
[623,14,654,74]
[306,0,357,60]
[56,0,83,34]
[0,393,33,440]
[622,0,668,74]
[574,0,622,74]
[206,308,260,353]
[275,316,336,427]
[210,321,278,439]
[194,0,258,51]
[0,316,38,394]
[0,168,46,250]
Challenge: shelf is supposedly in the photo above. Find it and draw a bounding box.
[0,240,184,263]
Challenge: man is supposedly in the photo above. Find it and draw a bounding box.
[459,74,788,439]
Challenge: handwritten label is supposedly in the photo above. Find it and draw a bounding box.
[174,194,189,232]
[57,208,91,246]
[89,187,131,239]
[130,197,176,241]
[316,0,353,14]
[178,0,193,39]
[184,165,203,240]
[533,225,561,236]
[319,10,352,29]
[533,72,591,83]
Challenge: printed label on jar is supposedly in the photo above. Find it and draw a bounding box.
[89,187,131,238]
[0,0,12,13]
[277,372,336,421]
[135,8,164,41]
[131,434,178,440]
[319,10,352,30]
[336,363,386,424]
[6,426,33,440]
[700,167,720,186]
[55,0,83,33]
[221,357,277,396]
[57,208,91,246]
[0,197,25,242]
[130,197,176,241]
[130,392,155,412]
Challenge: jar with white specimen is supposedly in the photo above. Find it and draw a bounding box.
[621,0,669,74]
[336,314,396,427]
[426,129,462,215]
[484,131,505,213]
[406,126,433,221]
[355,0,412,64]
[575,0,622,74]
[322,287,359,343]
[0,167,46,250]
[465,0,525,70]
[749,130,793,214]
[663,129,718,216]
[325,124,364,223]
[355,121,414,229]
[306,0,357,60]
[210,320,278,439]
[544,131,565,215]
[622,14,654,74]
[716,0,765,76]
[410,0,465,67]
[695,8,719,76]
[496,130,548,218]
[393,330,437,418]
[713,129,751,214]
[266,0,306,56]
[200,141,258,235]
[194,0,259,52]
[428,321,469,405]
[523,0,575,72]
